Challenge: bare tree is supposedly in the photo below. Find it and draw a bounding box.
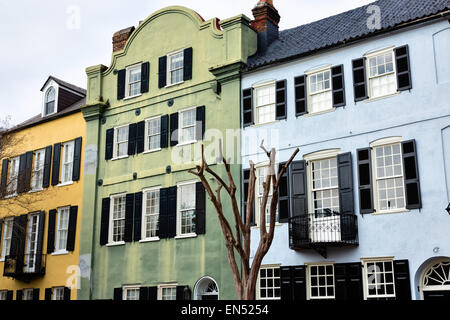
[189,140,299,300]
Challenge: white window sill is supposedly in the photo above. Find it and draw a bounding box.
[57,181,73,187]
[165,81,184,89]
[175,233,197,240]
[250,120,280,128]
[112,155,129,161]
[143,148,162,155]
[251,222,283,229]
[51,250,69,256]
[123,93,142,101]
[364,91,400,103]
[176,140,197,147]
[0,258,4,262]
[304,107,336,117]
[4,193,17,199]
[372,208,410,215]
[139,237,160,243]
[106,241,126,247]
[29,188,43,194]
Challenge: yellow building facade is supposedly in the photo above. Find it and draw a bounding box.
[0,77,86,300]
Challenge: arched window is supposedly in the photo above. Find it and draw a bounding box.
[45,87,56,115]
[194,277,219,300]
[421,260,450,300]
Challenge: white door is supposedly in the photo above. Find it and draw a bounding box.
[24,214,39,273]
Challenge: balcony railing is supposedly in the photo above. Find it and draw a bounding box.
[3,253,46,279]
[289,212,358,253]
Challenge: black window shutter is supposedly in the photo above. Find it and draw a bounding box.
[47,209,57,254]
[352,58,368,102]
[105,128,114,160]
[334,263,348,300]
[136,121,145,154]
[402,140,421,209]
[280,266,293,300]
[33,288,40,301]
[294,75,307,116]
[141,62,150,94]
[72,137,82,181]
[67,206,78,251]
[290,161,308,216]
[183,47,193,81]
[64,287,71,301]
[113,288,122,301]
[275,80,287,120]
[170,113,179,147]
[16,290,23,301]
[128,123,137,156]
[357,148,374,214]
[242,88,254,127]
[196,105,205,141]
[124,193,134,242]
[139,287,149,300]
[1,158,9,196]
[24,151,33,192]
[158,188,168,239]
[394,260,412,300]
[395,45,412,91]
[158,56,167,88]
[278,163,290,223]
[6,290,13,301]
[14,214,28,273]
[34,211,45,270]
[148,287,158,300]
[195,182,206,235]
[167,186,177,238]
[117,69,126,100]
[332,65,346,108]
[160,115,169,149]
[45,288,52,300]
[133,191,143,241]
[176,286,191,300]
[100,198,111,245]
[337,152,354,214]
[51,143,61,186]
[17,153,27,193]
[292,266,307,300]
[334,263,363,300]
[242,169,255,226]
[42,145,52,188]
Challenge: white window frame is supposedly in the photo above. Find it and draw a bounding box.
[23,289,34,300]
[361,257,396,300]
[365,47,398,100]
[113,125,129,160]
[253,81,276,125]
[166,49,184,86]
[54,206,70,253]
[370,137,407,214]
[144,116,161,153]
[7,156,19,196]
[176,181,197,238]
[178,107,197,146]
[141,186,161,241]
[0,290,7,300]
[256,264,281,300]
[60,140,75,185]
[157,283,178,300]
[108,193,127,245]
[31,149,45,191]
[125,63,142,99]
[306,263,336,300]
[254,162,279,227]
[0,217,13,261]
[122,285,141,300]
[43,86,57,117]
[306,66,333,115]
[52,287,65,300]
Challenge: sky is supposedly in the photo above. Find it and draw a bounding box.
[0,0,374,126]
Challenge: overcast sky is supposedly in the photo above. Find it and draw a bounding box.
[0,0,374,126]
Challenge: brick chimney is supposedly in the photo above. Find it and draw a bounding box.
[251,0,280,52]
[112,26,135,52]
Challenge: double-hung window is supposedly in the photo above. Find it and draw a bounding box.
[0,291,7,300]
[159,285,177,300]
[8,156,19,195]
[52,287,65,300]
[372,142,405,213]
[55,206,70,252]
[145,117,161,152]
[254,83,276,125]
[142,187,160,240]
[110,194,126,243]
[255,165,278,225]
[44,87,56,116]
[123,286,140,300]
[167,51,184,86]
[177,182,196,236]
[366,49,397,99]
[310,157,339,214]
[32,149,45,191]
[114,126,129,159]
[61,141,74,184]
[125,64,142,98]
[307,264,335,300]
[257,265,281,300]
[1,218,13,260]
[362,258,396,299]
[23,289,34,300]
[308,69,332,113]
[179,108,196,144]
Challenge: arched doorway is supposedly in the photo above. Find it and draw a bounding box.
[421,260,450,300]
[194,276,219,300]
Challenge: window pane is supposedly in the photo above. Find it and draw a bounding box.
[258,267,281,300]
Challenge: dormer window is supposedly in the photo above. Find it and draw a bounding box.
[44,87,56,116]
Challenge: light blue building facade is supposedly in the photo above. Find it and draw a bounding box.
[242,0,450,301]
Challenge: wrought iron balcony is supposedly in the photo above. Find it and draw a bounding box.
[3,253,46,280]
[288,212,358,257]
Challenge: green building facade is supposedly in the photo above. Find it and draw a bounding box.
[78,6,257,300]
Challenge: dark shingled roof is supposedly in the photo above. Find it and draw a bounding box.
[247,0,450,70]
[40,75,87,95]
